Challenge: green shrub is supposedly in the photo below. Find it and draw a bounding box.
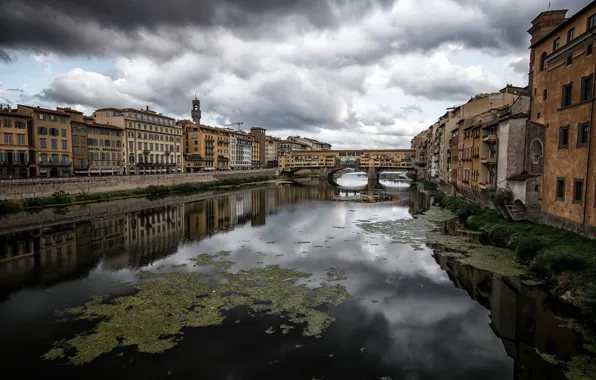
[0,199,20,215]
[488,187,513,207]
[509,235,546,264]
[51,191,72,205]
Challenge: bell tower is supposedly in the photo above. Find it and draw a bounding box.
[191,95,201,124]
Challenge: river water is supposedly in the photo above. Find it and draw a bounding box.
[0,177,589,379]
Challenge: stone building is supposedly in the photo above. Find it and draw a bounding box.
[94,107,182,175]
[528,2,596,235]
[455,95,544,207]
[0,107,31,179]
[249,127,267,168]
[411,129,430,179]
[265,137,279,167]
[17,105,73,177]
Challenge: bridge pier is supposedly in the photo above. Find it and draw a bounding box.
[368,166,378,181]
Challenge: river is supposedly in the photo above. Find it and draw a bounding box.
[0,176,590,379]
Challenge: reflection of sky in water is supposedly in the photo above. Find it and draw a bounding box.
[0,189,512,379]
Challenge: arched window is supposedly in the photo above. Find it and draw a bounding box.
[530,138,544,164]
[540,52,547,71]
[139,154,144,164]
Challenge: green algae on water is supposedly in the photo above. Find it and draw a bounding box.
[44,252,354,365]
[325,267,348,282]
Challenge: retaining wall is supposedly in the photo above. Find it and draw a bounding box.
[0,169,278,200]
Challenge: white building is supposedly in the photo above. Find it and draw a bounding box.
[228,131,252,170]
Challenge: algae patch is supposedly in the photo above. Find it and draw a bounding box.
[325,267,348,282]
[44,252,354,365]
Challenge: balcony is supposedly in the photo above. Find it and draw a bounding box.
[481,156,496,165]
[143,149,150,155]
[479,182,496,190]
[39,160,70,167]
[482,134,497,143]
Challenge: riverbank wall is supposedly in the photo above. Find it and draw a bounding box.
[0,169,279,201]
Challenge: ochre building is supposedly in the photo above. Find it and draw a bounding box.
[528,1,596,231]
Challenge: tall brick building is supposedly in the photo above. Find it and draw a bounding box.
[528,0,596,235]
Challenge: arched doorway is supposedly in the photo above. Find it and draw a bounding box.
[50,167,59,177]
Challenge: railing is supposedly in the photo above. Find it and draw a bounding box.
[482,134,497,143]
[39,160,71,167]
[0,161,29,167]
[481,157,496,165]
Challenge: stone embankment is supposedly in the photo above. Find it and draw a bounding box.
[0,169,278,200]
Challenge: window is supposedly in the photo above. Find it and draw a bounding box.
[588,44,594,56]
[17,134,25,145]
[567,27,575,42]
[573,179,584,204]
[15,121,25,129]
[578,123,590,147]
[51,139,58,149]
[588,13,596,30]
[553,37,560,51]
[581,75,593,102]
[62,140,67,150]
[40,138,46,148]
[567,55,573,66]
[556,177,566,201]
[559,126,570,148]
[3,119,11,128]
[4,134,12,144]
[537,112,541,119]
[561,83,573,107]
[539,52,547,71]
[61,129,66,137]
[543,89,548,100]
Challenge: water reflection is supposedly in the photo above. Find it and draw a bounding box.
[433,221,589,380]
[0,184,589,379]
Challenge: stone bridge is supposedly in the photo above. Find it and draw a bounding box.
[281,165,415,186]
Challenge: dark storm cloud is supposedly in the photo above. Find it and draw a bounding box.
[508,57,529,76]
[0,0,392,55]
[398,0,590,53]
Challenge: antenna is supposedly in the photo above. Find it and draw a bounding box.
[548,0,551,10]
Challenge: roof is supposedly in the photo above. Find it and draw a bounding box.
[96,107,175,120]
[57,107,83,114]
[0,109,30,118]
[18,105,68,116]
[530,1,596,48]
[71,120,123,130]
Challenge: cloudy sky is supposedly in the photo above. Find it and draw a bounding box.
[0,0,589,149]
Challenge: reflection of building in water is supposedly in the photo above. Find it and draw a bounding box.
[252,189,266,226]
[124,205,185,268]
[184,197,232,240]
[435,254,582,380]
[231,191,253,226]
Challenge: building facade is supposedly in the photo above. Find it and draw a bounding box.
[528,2,596,233]
[181,122,230,171]
[250,127,267,168]
[0,108,31,179]
[94,107,182,175]
[17,105,73,177]
[228,131,252,170]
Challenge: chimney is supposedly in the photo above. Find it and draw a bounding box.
[146,105,149,111]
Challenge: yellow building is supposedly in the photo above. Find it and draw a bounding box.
[17,105,73,177]
[94,107,182,175]
[181,122,230,172]
[0,108,32,178]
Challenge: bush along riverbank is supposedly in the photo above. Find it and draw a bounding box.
[0,175,275,216]
[441,196,596,314]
